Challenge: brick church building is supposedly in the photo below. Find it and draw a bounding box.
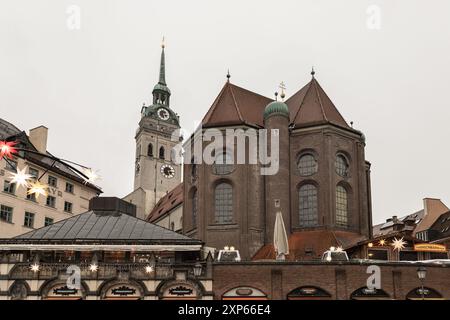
[182,71,372,260]
[134,43,372,261]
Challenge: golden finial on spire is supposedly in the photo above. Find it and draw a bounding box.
[279,82,286,101]
[161,36,165,49]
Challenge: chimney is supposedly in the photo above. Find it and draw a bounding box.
[29,126,48,153]
[423,198,449,216]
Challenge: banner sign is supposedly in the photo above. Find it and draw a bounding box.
[414,243,447,252]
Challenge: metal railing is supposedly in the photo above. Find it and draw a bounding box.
[7,262,205,280]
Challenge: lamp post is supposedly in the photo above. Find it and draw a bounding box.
[417,266,427,300]
[193,263,202,277]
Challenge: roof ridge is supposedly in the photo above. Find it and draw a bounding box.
[201,82,230,125]
[228,83,245,123]
[312,78,328,122]
[229,82,273,101]
[291,80,314,123]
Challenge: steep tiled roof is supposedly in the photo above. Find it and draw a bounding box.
[252,230,366,261]
[286,78,349,128]
[0,118,21,139]
[147,183,184,223]
[0,119,101,193]
[372,210,424,238]
[201,81,273,128]
[415,199,450,234]
[12,208,198,244]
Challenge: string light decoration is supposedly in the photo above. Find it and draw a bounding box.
[0,139,101,198]
[30,263,40,272]
[391,237,407,251]
[27,181,49,199]
[89,264,99,272]
[145,265,154,273]
[0,140,17,159]
[9,166,32,188]
[82,168,100,184]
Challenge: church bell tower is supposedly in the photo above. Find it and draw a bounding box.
[127,40,182,218]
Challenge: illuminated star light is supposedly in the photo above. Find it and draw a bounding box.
[27,181,48,199]
[9,166,32,189]
[82,168,100,184]
[379,239,386,246]
[0,140,18,160]
[145,265,154,273]
[335,247,344,252]
[30,263,40,272]
[89,264,98,272]
[391,237,407,251]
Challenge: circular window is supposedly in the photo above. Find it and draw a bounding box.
[297,154,318,176]
[335,154,349,177]
[213,152,233,175]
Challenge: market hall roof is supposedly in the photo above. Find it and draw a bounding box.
[7,197,201,246]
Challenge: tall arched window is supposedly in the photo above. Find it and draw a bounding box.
[336,185,348,227]
[297,153,318,176]
[147,143,153,157]
[213,151,233,175]
[192,189,198,226]
[299,184,318,227]
[159,146,165,160]
[214,183,233,224]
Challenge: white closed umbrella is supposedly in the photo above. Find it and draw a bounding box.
[274,211,289,260]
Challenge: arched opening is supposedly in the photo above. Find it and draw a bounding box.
[157,279,203,300]
[213,151,233,175]
[9,280,29,300]
[350,287,390,300]
[222,287,267,300]
[287,286,331,300]
[159,146,165,160]
[40,279,87,300]
[100,280,145,300]
[406,287,444,300]
[335,153,350,177]
[297,153,318,176]
[147,143,154,157]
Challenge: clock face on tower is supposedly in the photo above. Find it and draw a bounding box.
[157,108,170,121]
[161,164,175,179]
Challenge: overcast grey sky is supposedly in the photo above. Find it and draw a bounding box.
[1,0,449,224]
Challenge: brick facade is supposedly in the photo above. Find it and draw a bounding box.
[212,262,450,300]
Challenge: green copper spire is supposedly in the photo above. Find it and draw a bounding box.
[159,37,166,85]
[152,38,171,106]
